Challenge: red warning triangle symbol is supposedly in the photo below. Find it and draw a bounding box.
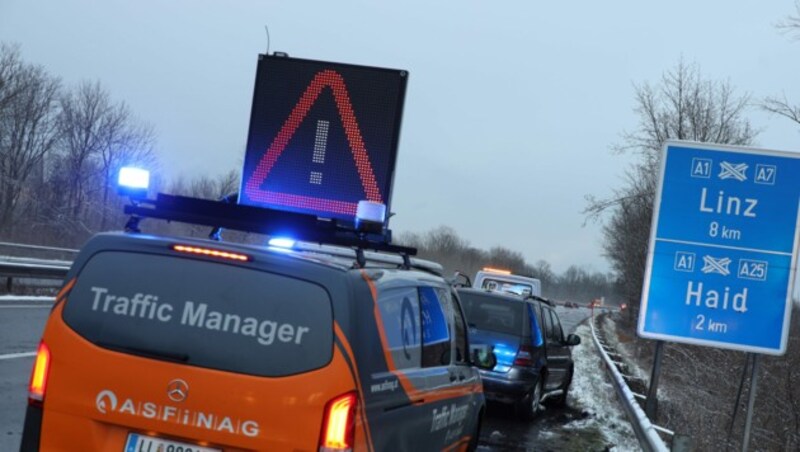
[244,70,382,216]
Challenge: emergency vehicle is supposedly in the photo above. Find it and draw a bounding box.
[472,268,542,298]
[20,172,496,451]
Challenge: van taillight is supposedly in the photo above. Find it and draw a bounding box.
[513,344,534,367]
[319,391,357,452]
[28,342,51,404]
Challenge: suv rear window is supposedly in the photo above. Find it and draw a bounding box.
[459,292,525,335]
[62,251,333,377]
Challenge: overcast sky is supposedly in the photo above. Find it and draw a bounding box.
[2,0,799,273]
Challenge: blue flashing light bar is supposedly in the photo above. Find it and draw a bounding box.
[119,167,150,189]
[268,237,296,249]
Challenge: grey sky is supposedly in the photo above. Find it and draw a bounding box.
[2,0,799,273]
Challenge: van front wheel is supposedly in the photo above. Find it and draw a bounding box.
[467,409,483,451]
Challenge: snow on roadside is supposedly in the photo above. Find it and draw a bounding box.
[600,315,650,386]
[0,295,55,302]
[567,323,640,451]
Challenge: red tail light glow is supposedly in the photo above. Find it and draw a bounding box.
[319,391,357,451]
[513,344,534,367]
[172,245,250,262]
[28,342,51,404]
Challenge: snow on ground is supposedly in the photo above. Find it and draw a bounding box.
[598,314,674,405]
[0,295,55,302]
[600,315,650,385]
[567,323,640,451]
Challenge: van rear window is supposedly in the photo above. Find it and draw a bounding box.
[480,278,533,297]
[459,292,525,336]
[62,252,333,377]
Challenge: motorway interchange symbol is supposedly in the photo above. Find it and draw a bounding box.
[718,161,749,181]
[701,255,731,276]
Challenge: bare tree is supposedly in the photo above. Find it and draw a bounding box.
[763,2,800,129]
[55,81,113,223]
[97,116,157,230]
[0,43,26,112]
[762,94,800,127]
[586,60,757,306]
[52,80,158,235]
[777,0,800,39]
[0,45,60,235]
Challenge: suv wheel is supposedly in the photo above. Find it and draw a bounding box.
[548,367,572,408]
[517,378,544,421]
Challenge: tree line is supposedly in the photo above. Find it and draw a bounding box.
[0,43,157,246]
[397,226,618,304]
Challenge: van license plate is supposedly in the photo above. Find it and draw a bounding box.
[125,433,221,452]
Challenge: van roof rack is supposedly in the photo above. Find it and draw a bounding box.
[294,242,442,276]
[122,193,417,267]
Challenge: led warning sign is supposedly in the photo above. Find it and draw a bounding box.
[239,54,408,222]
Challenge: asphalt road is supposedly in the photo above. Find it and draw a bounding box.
[0,300,51,451]
[0,300,600,451]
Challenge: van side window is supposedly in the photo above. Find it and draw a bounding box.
[443,289,468,365]
[376,287,421,369]
[420,287,451,368]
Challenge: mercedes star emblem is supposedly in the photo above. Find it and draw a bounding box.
[166,379,189,402]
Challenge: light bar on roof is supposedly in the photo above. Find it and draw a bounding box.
[117,167,150,198]
[483,267,512,275]
[267,237,296,249]
[171,245,250,262]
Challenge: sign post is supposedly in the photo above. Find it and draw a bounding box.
[638,140,800,450]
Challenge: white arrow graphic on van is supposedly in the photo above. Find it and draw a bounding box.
[96,390,118,414]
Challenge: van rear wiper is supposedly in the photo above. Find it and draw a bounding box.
[98,342,189,363]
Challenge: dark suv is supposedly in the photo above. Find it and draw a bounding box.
[456,287,580,420]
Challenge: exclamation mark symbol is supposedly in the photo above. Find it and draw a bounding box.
[310,120,329,185]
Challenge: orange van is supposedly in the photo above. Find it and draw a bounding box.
[20,233,493,451]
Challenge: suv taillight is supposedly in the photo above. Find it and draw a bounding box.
[319,391,357,452]
[513,344,534,367]
[28,342,51,405]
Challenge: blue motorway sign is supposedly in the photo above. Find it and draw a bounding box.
[639,141,800,355]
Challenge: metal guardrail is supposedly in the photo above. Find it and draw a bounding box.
[590,313,669,452]
[0,260,71,279]
[0,241,79,254]
[0,241,76,291]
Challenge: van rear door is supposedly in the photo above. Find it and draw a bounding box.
[40,249,350,451]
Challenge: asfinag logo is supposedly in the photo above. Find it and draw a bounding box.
[95,390,118,414]
[93,389,259,437]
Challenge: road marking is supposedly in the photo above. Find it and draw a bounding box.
[0,351,36,360]
[0,305,51,308]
